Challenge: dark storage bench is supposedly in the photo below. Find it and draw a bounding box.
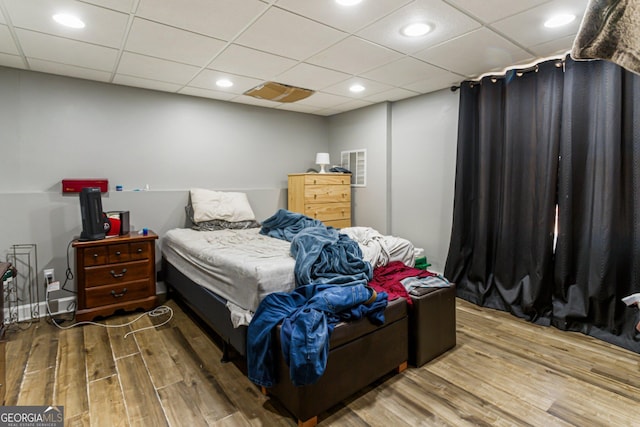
[267,297,409,427]
[408,284,457,367]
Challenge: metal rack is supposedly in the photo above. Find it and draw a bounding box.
[3,244,39,329]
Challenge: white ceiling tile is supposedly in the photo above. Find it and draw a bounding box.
[363,87,420,104]
[235,7,346,60]
[178,86,237,102]
[0,52,26,69]
[231,94,284,108]
[275,102,323,114]
[528,34,575,58]
[113,74,183,92]
[29,58,112,81]
[307,36,404,75]
[274,0,413,33]
[136,0,268,40]
[445,0,550,24]
[362,56,452,86]
[16,29,118,71]
[296,91,353,108]
[356,0,482,54]
[490,0,587,49]
[331,98,374,113]
[117,52,200,84]
[0,24,19,55]
[404,68,465,93]
[415,27,533,78]
[275,63,350,91]
[207,44,297,80]
[79,0,137,14]
[187,69,263,94]
[125,18,226,67]
[322,77,395,99]
[4,0,129,48]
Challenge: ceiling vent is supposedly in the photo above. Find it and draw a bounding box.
[244,81,314,103]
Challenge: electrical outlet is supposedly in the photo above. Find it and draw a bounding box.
[44,268,55,283]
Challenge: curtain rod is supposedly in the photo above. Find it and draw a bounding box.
[450,50,569,92]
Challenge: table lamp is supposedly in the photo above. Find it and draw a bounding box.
[316,152,330,173]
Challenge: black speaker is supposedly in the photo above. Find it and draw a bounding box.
[79,187,108,240]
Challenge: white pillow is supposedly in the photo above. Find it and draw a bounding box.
[190,189,256,223]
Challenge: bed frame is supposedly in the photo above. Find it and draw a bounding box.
[162,257,409,426]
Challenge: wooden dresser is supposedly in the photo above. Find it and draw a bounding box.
[73,231,158,321]
[288,173,352,228]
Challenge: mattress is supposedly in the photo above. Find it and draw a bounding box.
[162,228,296,316]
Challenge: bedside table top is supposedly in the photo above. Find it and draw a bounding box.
[72,231,158,248]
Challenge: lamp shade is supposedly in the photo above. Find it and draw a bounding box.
[315,152,330,173]
[315,152,330,165]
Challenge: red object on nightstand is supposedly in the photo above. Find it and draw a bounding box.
[62,179,109,193]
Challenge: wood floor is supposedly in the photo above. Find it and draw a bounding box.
[3,298,639,426]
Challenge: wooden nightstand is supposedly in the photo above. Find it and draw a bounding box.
[73,231,158,321]
[288,173,352,228]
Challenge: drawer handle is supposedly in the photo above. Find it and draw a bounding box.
[109,268,127,278]
[111,288,128,298]
[115,251,121,256]
[93,253,99,258]
[137,248,143,254]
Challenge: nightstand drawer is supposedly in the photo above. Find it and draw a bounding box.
[84,260,150,288]
[84,279,151,308]
[108,244,130,263]
[83,247,108,266]
[130,242,150,260]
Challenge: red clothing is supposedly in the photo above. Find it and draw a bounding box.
[369,261,436,306]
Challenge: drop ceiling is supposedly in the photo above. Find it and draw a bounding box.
[0,0,588,116]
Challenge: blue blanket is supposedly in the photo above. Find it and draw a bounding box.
[291,226,372,286]
[260,208,324,241]
[260,209,372,286]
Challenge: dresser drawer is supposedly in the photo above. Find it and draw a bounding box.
[323,218,351,228]
[304,185,351,204]
[83,247,108,266]
[84,279,152,308]
[130,242,151,260]
[303,174,350,186]
[304,202,350,222]
[108,244,130,263]
[84,260,150,288]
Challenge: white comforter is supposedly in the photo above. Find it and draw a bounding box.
[340,227,416,268]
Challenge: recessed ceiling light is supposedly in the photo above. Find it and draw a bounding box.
[349,84,365,93]
[401,22,432,37]
[336,0,362,6]
[52,13,85,29]
[216,79,233,88]
[544,14,576,28]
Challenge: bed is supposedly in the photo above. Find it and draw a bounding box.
[161,190,418,426]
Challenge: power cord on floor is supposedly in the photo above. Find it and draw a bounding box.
[45,281,173,338]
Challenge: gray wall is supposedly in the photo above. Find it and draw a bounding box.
[327,89,459,273]
[390,89,459,272]
[327,103,390,234]
[0,67,328,302]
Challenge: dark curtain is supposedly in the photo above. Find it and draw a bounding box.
[446,56,640,353]
[445,60,564,323]
[553,59,640,352]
